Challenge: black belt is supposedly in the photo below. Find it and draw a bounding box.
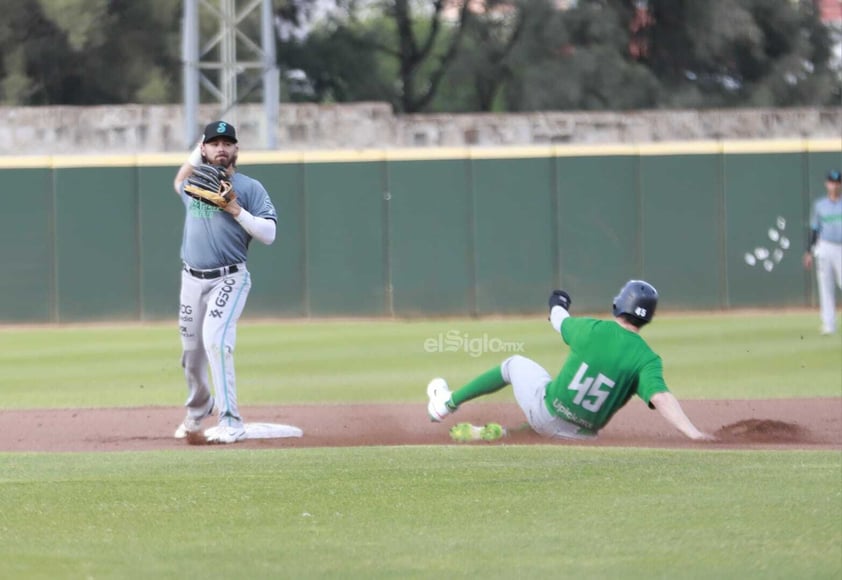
[184,264,239,280]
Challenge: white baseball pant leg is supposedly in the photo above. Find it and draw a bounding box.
[180,267,252,429]
[815,240,842,334]
[501,355,595,440]
[179,275,214,422]
[202,269,251,429]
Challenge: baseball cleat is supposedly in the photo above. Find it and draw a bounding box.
[174,400,217,439]
[204,424,246,444]
[427,377,455,422]
[174,419,200,439]
[480,423,506,441]
[449,423,480,441]
[450,422,507,442]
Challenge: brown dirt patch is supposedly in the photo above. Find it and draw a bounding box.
[185,430,209,446]
[715,419,807,443]
[0,398,839,453]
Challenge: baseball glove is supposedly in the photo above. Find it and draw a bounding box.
[184,164,235,209]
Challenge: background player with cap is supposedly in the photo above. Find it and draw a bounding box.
[172,120,278,443]
[803,169,842,335]
[427,280,713,442]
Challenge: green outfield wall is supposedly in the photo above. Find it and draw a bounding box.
[0,140,839,323]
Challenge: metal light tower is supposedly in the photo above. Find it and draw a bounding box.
[182,0,279,148]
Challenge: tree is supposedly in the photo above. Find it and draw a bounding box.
[503,0,659,111]
[278,20,394,103]
[637,0,838,107]
[280,0,838,111]
[0,1,73,105]
[0,0,181,105]
[278,0,477,112]
[0,0,835,110]
[433,0,537,112]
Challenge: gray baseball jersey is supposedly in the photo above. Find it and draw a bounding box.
[810,197,842,244]
[179,172,277,269]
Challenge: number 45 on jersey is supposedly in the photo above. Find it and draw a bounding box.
[568,362,615,412]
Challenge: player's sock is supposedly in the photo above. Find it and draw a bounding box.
[451,366,507,407]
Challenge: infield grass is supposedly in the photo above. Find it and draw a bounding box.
[0,310,839,409]
[1,446,840,579]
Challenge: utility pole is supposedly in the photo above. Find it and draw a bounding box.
[182,0,279,149]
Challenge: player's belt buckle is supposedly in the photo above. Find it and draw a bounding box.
[184,264,239,279]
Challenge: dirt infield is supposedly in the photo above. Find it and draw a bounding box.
[1,398,840,452]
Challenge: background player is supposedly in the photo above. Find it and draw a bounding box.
[427,280,713,442]
[803,169,842,335]
[172,120,278,443]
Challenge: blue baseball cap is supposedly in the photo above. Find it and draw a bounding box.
[827,170,841,183]
[202,121,237,143]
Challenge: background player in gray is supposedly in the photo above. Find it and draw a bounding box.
[427,280,713,442]
[803,169,842,335]
[172,121,278,443]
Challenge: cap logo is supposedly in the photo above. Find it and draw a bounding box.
[216,122,228,134]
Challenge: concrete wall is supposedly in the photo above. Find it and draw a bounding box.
[0,103,839,155]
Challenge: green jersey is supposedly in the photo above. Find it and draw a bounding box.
[544,317,669,433]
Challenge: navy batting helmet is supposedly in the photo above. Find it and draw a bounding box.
[612,280,658,326]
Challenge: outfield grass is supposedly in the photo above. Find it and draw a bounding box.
[1,311,839,579]
[0,310,839,409]
[1,447,839,579]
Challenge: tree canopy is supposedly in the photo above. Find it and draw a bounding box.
[0,0,838,112]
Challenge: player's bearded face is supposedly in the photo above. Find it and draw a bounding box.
[203,139,238,169]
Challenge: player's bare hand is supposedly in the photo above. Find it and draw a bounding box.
[802,252,813,270]
[223,197,243,216]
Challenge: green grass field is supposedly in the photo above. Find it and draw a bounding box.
[1,311,840,578]
[0,310,839,408]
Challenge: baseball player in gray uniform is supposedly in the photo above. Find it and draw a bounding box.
[172,121,278,443]
[803,169,842,335]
